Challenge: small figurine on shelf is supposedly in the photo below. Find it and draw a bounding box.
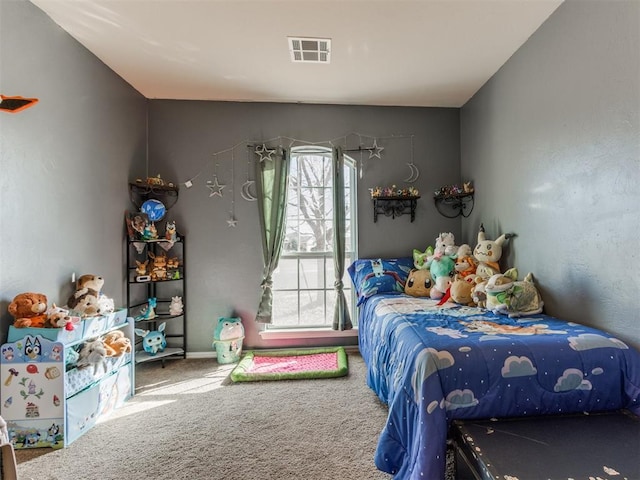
[148,251,168,281]
[165,220,177,243]
[134,297,157,322]
[146,174,165,186]
[135,260,149,276]
[169,296,183,316]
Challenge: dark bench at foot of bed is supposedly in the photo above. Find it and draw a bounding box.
[451,410,640,480]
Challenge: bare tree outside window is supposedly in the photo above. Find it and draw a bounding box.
[271,147,357,328]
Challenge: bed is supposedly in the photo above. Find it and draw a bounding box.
[349,258,640,480]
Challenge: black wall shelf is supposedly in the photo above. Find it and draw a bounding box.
[373,196,420,222]
[433,192,474,218]
[129,182,179,211]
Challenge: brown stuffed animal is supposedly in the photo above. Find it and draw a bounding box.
[8,293,48,328]
[449,276,476,306]
[404,269,433,297]
[102,330,132,357]
[67,274,104,315]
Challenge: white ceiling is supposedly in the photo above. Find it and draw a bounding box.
[30,0,563,108]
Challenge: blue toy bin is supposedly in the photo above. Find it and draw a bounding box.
[212,317,245,364]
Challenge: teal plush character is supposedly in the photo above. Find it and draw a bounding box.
[134,322,166,355]
[213,317,244,342]
[426,254,457,300]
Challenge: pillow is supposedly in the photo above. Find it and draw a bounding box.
[348,257,413,305]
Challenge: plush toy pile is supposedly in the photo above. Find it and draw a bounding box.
[407,225,544,317]
[8,274,116,329]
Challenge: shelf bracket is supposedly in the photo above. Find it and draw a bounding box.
[373,196,420,222]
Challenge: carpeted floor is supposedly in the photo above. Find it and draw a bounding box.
[15,352,393,480]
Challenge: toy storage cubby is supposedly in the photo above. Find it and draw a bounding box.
[126,235,186,364]
[0,310,133,449]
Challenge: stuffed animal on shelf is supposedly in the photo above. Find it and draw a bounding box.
[165,220,177,242]
[67,274,103,315]
[135,260,149,276]
[148,252,168,281]
[134,322,167,355]
[169,296,183,316]
[473,224,515,279]
[8,292,48,328]
[404,269,433,297]
[67,274,115,317]
[77,338,107,375]
[484,268,544,317]
[102,330,132,357]
[135,297,157,321]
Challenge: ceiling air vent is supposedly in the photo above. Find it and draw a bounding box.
[288,37,331,64]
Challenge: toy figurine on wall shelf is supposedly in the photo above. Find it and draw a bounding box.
[141,222,158,241]
[165,220,177,243]
[148,252,168,281]
[134,297,156,322]
[169,296,183,316]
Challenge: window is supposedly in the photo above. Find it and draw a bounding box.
[270,146,357,328]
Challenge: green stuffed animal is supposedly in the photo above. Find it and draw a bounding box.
[485,268,544,317]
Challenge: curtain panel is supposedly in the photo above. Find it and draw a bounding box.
[332,147,353,331]
[255,147,290,324]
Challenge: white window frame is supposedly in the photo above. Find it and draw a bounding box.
[268,145,358,330]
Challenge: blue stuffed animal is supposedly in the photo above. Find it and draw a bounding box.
[134,322,166,355]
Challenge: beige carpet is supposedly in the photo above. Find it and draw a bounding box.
[16,353,392,480]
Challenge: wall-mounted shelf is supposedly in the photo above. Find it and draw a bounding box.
[373,196,420,222]
[129,182,179,211]
[433,192,474,218]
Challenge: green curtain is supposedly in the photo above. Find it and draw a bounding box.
[255,147,290,324]
[332,147,353,331]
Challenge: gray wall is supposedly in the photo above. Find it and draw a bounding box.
[148,101,460,350]
[0,0,147,333]
[461,0,640,349]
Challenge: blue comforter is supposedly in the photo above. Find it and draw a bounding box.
[358,293,640,479]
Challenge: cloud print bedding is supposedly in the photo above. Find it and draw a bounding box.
[357,294,640,480]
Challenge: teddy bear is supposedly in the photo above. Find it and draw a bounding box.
[404,269,433,297]
[102,330,132,357]
[8,292,48,328]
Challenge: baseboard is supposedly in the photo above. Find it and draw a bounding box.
[186,351,217,359]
